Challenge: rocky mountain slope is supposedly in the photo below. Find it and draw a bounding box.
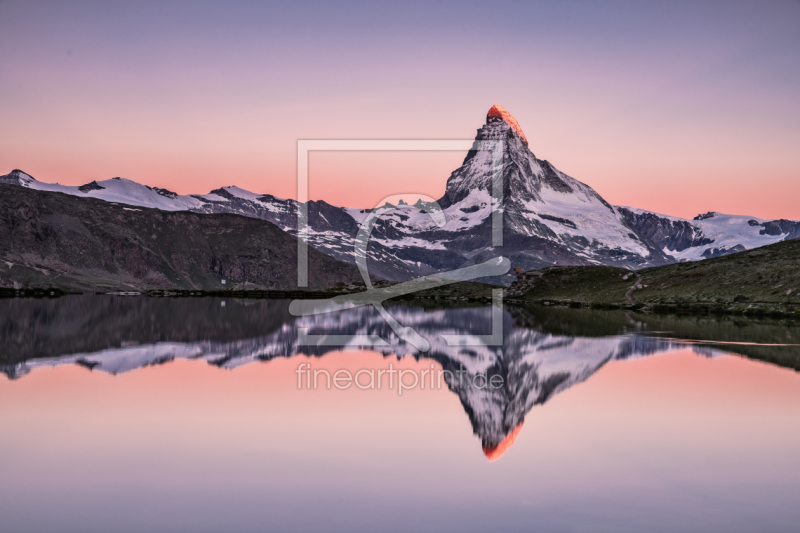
[0,184,361,291]
[618,207,800,260]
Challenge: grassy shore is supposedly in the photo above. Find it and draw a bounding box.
[507,238,800,317]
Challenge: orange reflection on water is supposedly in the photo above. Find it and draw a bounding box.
[483,422,523,462]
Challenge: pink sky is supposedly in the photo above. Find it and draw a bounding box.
[1,1,798,220]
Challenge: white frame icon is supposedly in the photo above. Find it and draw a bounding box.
[292,139,507,350]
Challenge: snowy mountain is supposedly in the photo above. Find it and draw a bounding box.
[3,104,798,282]
[618,207,800,261]
[403,104,673,277]
[0,170,207,210]
[0,183,362,291]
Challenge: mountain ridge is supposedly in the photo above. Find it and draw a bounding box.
[0,184,362,292]
[3,105,798,286]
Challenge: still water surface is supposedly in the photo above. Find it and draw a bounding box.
[1,296,799,532]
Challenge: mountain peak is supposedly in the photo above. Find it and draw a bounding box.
[8,169,34,180]
[486,105,528,146]
[0,169,36,187]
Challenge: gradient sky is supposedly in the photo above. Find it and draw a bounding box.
[1,0,798,219]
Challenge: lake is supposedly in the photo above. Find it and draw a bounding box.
[1,296,799,532]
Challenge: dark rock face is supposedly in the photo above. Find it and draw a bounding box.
[191,194,360,238]
[618,207,714,252]
[757,219,800,238]
[78,181,104,193]
[743,218,800,238]
[0,169,34,187]
[540,160,575,194]
[786,225,800,241]
[701,244,746,259]
[152,187,179,200]
[0,185,361,291]
[537,213,577,229]
[207,187,236,200]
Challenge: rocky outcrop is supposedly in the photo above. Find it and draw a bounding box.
[618,207,714,252]
[0,169,35,187]
[619,208,800,262]
[0,185,361,291]
[701,244,746,259]
[78,181,104,193]
[756,219,800,238]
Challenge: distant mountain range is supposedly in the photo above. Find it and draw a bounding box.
[0,184,361,291]
[2,104,798,289]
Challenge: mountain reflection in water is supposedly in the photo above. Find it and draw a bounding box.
[1,296,798,459]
